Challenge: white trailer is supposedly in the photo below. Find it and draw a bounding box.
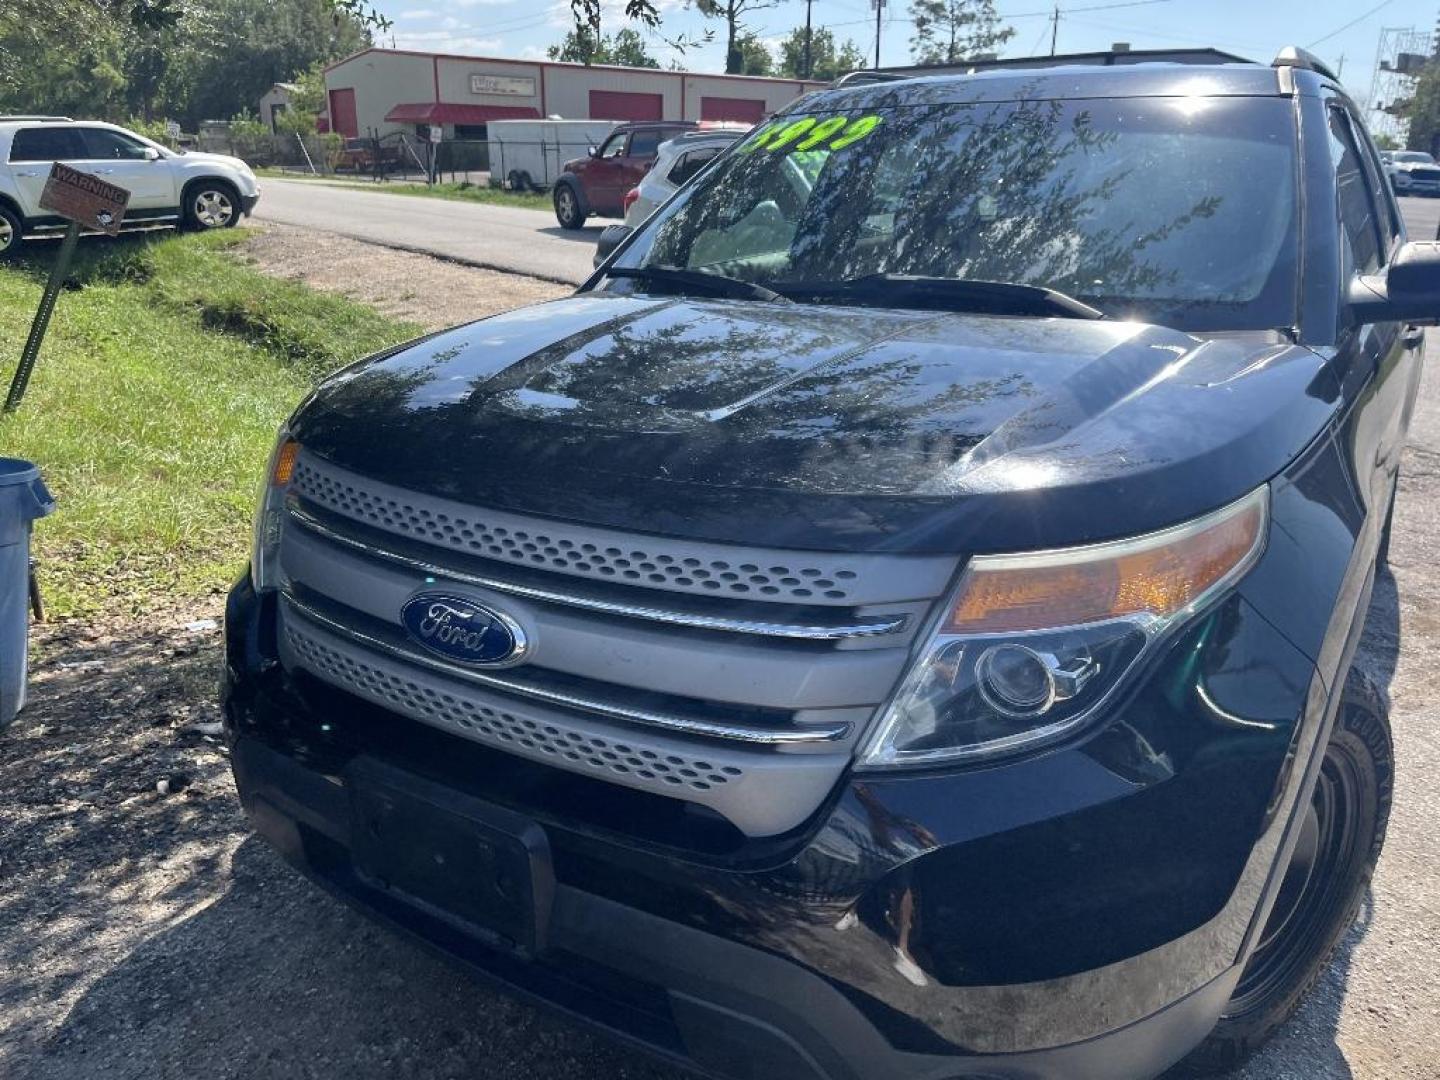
[486,119,618,191]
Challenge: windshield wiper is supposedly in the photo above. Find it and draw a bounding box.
[776,274,1105,320]
[606,265,791,304]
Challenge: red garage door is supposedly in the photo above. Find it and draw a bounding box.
[700,96,766,124]
[329,88,358,138]
[589,90,664,121]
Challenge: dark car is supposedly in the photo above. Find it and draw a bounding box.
[553,120,695,229]
[330,136,401,175]
[225,46,1427,1080]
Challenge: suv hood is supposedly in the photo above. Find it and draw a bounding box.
[293,294,1337,553]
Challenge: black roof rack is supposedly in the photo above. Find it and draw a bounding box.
[871,47,1253,79]
[832,71,910,88]
[1271,45,1339,82]
[0,115,74,123]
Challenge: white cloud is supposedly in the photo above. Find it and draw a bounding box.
[517,44,549,60]
[392,29,506,53]
[396,8,438,18]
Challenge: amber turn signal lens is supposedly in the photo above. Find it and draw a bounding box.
[271,439,299,486]
[945,488,1268,635]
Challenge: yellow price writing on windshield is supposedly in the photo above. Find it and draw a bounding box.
[742,114,883,155]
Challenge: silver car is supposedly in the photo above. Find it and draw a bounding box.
[622,129,746,226]
[1386,150,1440,196]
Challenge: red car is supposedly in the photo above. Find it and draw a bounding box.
[553,121,694,229]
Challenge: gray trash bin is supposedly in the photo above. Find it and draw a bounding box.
[0,459,53,729]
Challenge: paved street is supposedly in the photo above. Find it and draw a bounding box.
[252,178,600,285]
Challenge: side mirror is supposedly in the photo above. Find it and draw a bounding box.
[593,224,633,268]
[143,146,161,161]
[1350,241,1440,324]
[587,145,598,158]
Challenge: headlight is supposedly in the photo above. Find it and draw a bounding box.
[860,486,1269,768]
[250,431,298,592]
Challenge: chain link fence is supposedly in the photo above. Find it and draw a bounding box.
[206,129,513,187]
[210,128,581,192]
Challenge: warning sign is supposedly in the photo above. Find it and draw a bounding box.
[38,162,130,236]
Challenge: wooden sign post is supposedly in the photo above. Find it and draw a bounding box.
[5,163,130,412]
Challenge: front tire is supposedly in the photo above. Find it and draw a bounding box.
[184,182,240,231]
[553,182,586,230]
[0,204,23,260]
[1172,665,1393,1076]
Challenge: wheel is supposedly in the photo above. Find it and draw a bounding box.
[184,182,240,231]
[554,182,586,230]
[0,204,24,260]
[1171,666,1393,1077]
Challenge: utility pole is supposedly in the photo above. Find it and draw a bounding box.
[1049,2,1060,56]
[1336,52,1346,78]
[804,0,814,78]
[873,0,885,68]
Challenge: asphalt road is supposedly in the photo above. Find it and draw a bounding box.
[252,177,599,285]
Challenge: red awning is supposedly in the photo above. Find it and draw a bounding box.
[383,103,540,124]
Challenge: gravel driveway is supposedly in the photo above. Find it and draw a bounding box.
[2,218,1438,1080]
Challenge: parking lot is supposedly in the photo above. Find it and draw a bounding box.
[0,192,1438,1080]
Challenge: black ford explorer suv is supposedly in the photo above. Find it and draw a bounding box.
[224,46,1429,1080]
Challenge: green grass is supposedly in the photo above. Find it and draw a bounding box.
[255,169,552,211]
[0,230,422,617]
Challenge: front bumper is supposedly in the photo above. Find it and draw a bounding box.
[241,192,260,216]
[223,575,1326,1080]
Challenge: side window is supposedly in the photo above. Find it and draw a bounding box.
[78,128,151,161]
[1348,112,1404,247]
[598,133,627,159]
[1326,107,1384,275]
[627,130,662,158]
[669,146,721,186]
[8,127,86,163]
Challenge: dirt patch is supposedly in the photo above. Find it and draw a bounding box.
[0,600,244,1061]
[234,222,569,332]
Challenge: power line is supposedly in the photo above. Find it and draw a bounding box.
[1065,14,1269,55]
[826,0,1175,30]
[1307,0,1396,49]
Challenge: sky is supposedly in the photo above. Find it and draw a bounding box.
[371,0,1439,121]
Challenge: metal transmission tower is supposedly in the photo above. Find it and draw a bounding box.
[1367,26,1434,145]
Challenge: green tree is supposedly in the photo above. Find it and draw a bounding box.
[735,32,774,76]
[0,0,373,127]
[907,0,1014,65]
[692,0,780,74]
[273,61,329,134]
[548,27,661,67]
[167,0,368,128]
[1399,63,1440,155]
[778,27,865,81]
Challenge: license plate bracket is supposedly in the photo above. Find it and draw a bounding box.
[348,758,553,956]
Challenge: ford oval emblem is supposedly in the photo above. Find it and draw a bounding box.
[400,593,527,667]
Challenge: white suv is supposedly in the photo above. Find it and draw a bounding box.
[621,128,746,227]
[0,117,260,259]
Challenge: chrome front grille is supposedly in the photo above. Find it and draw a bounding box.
[286,619,744,791]
[277,450,960,836]
[281,603,850,836]
[286,504,908,642]
[289,456,954,608]
[282,589,851,745]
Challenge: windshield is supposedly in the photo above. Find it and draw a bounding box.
[613,95,1299,332]
[1394,151,1434,163]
